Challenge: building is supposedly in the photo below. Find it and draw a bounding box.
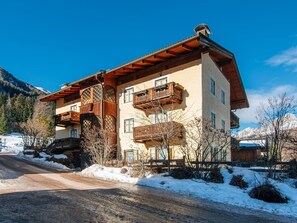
[41,24,249,166]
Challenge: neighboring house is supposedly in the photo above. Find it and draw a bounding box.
[232,140,265,162]
[41,24,249,166]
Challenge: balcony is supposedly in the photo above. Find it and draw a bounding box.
[133,82,183,110]
[133,121,184,143]
[54,111,80,127]
[230,111,240,129]
[46,137,81,154]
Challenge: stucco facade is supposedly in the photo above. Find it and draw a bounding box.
[55,98,81,139]
[116,53,232,161]
[41,24,248,166]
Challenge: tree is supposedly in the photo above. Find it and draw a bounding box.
[0,105,9,134]
[19,98,54,149]
[135,100,186,172]
[178,117,231,178]
[80,125,113,166]
[256,93,297,162]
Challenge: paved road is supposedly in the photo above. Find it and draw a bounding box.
[0,153,296,223]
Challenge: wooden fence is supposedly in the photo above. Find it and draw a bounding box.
[145,157,185,169]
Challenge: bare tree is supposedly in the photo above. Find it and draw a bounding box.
[179,117,231,178]
[20,98,54,149]
[81,126,113,166]
[135,101,186,172]
[256,93,297,162]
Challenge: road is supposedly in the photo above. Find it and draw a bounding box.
[0,153,296,223]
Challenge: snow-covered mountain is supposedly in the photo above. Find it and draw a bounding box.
[234,113,297,140]
[0,67,49,96]
[35,86,51,94]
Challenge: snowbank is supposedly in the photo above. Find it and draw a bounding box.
[17,153,69,170]
[80,165,297,218]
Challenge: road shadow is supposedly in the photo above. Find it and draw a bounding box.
[0,154,70,180]
[0,187,295,223]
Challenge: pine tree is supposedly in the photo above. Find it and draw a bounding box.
[0,105,8,134]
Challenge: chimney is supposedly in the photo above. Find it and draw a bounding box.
[194,24,211,37]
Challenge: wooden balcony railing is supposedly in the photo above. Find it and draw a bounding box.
[133,121,184,143]
[54,111,80,127]
[230,111,240,129]
[133,82,183,110]
[46,137,81,154]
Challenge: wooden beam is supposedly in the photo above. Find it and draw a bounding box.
[132,63,147,68]
[181,44,193,51]
[119,50,201,85]
[217,59,232,67]
[165,50,179,56]
[153,55,167,60]
[141,59,155,65]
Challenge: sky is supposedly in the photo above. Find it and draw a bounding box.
[0,0,297,130]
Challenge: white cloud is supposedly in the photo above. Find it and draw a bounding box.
[266,46,297,72]
[235,85,297,124]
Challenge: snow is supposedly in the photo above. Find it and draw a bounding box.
[53,154,68,159]
[80,165,297,218]
[235,113,297,140]
[17,153,69,170]
[35,86,51,94]
[0,133,68,170]
[0,133,24,154]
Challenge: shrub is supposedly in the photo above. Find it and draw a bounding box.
[229,175,248,189]
[249,184,288,203]
[205,168,224,183]
[169,167,196,179]
[120,167,128,174]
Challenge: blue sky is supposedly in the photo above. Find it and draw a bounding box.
[0,0,297,129]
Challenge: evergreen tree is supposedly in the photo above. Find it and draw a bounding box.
[0,105,8,134]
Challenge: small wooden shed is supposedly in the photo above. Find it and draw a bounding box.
[232,142,263,162]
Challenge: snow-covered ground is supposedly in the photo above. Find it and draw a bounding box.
[0,133,24,154]
[81,165,297,218]
[1,133,296,218]
[0,133,68,170]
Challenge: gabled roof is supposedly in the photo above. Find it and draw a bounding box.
[40,33,249,109]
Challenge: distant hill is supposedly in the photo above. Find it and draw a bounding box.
[0,67,47,96]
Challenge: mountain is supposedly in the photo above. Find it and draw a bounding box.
[0,67,47,96]
[234,113,297,140]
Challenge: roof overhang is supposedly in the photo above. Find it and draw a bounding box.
[40,33,249,109]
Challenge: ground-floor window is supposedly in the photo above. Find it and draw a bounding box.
[211,146,227,161]
[70,128,78,138]
[150,146,172,160]
[124,150,139,162]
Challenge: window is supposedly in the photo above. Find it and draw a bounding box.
[211,146,219,161]
[124,118,134,133]
[70,128,78,138]
[210,78,216,95]
[155,112,168,123]
[211,112,216,128]
[221,89,226,105]
[124,87,134,103]
[125,150,134,162]
[155,77,167,87]
[150,148,156,160]
[70,105,77,111]
[158,148,168,160]
[221,119,226,132]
